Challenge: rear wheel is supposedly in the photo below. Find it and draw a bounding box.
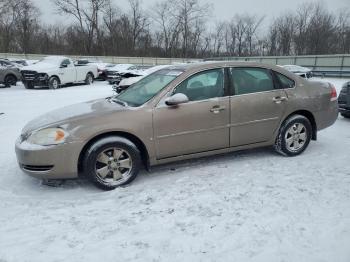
[85,73,94,85]
[274,115,312,156]
[83,136,142,190]
[4,75,17,87]
[48,76,60,89]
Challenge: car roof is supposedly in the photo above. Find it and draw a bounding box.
[166,61,282,71]
[162,61,301,81]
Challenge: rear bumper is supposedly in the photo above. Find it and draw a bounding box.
[315,101,339,131]
[15,138,83,180]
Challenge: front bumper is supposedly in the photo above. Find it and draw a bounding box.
[15,138,84,180]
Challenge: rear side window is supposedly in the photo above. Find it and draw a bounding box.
[275,72,295,89]
[230,68,275,95]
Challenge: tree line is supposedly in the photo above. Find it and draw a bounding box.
[0,0,349,58]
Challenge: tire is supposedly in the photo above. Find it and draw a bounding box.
[83,136,142,190]
[85,73,94,85]
[341,113,350,119]
[23,82,35,89]
[4,74,17,87]
[274,115,312,157]
[48,76,60,89]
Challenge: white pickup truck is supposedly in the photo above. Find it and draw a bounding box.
[20,56,98,89]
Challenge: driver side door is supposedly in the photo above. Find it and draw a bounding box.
[59,59,75,83]
[153,68,230,159]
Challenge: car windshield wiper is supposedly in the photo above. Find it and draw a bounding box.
[110,97,128,107]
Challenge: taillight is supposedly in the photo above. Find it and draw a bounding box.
[330,84,337,102]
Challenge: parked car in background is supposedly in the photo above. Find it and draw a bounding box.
[280,65,313,79]
[338,81,350,118]
[114,65,171,93]
[0,59,19,68]
[21,56,98,89]
[75,59,110,80]
[6,58,28,67]
[15,62,338,190]
[0,63,21,87]
[106,64,139,85]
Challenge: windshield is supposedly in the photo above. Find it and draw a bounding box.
[39,57,62,65]
[116,69,184,107]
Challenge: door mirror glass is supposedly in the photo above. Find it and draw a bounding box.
[60,64,68,68]
[165,93,189,106]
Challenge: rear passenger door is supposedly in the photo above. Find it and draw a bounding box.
[229,67,288,147]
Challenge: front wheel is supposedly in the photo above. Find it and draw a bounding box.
[83,136,142,190]
[274,115,312,156]
[23,82,35,89]
[48,76,60,89]
[85,73,94,85]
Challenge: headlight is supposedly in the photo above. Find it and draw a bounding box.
[27,128,68,146]
[38,73,48,80]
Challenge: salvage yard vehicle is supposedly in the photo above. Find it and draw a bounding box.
[280,65,313,79]
[15,62,338,190]
[0,62,22,87]
[20,56,98,89]
[75,59,110,80]
[114,65,171,93]
[106,64,140,85]
[338,81,350,118]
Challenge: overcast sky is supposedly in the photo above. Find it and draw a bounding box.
[33,0,349,28]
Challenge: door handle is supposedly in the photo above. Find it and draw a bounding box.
[273,96,288,104]
[210,105,226,114]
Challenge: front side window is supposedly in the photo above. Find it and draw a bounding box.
[230,68,275,95]
[174,69,224,101]
[116,69,184,107]
[61,59,70,67]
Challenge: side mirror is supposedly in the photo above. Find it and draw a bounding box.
[165,93,189,106]
[60,64,68,68]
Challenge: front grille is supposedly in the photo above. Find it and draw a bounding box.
[21,70,37,81]
[22,164,54,172]
[107,71,118,76]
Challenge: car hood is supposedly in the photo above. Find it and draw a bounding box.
[22,98,125,134]
[21,63,57,72]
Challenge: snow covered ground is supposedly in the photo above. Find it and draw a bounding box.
[0,78,350,262]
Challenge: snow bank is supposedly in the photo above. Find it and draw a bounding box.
[0,78,349,262]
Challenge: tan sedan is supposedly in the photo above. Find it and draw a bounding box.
[15,62,338,190]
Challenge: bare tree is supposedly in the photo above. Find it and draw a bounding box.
[52,0,107,54]
[128,0,149,54]
[152,0,181,56]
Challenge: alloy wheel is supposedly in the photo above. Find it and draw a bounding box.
[95,147,133,186]
[284,123,307,152]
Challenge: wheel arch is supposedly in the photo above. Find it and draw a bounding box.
[77,131,150,175]
[282,110,317,140]
[87,71,95,78]
[49,75,61,83]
